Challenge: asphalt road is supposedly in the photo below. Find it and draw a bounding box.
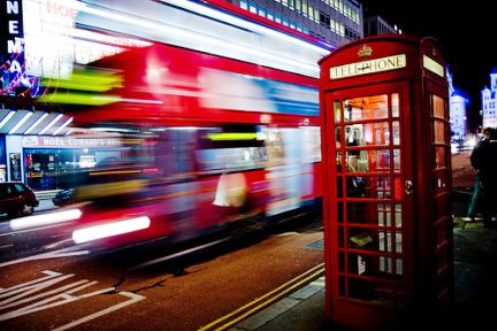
[0,202,76,263]
[0,214,324,331]
[0,152,474,331]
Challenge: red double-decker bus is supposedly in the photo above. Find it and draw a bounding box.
[44,0,331,247]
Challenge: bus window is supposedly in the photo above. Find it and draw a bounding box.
[155,129,197,178]
[197,125,267,172]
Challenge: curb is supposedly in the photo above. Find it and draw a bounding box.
[231,276,325,331]
[199,264,325,331]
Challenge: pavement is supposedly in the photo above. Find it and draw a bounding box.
[227,194,497,331]
[36,198,57,211]
[34,191,58,212]
[27,155,497,330]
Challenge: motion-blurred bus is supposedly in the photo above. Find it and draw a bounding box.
[45,0,330,248]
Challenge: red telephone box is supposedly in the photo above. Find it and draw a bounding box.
[319,35,452,329]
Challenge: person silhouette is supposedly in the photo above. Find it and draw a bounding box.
[470,127,497,227]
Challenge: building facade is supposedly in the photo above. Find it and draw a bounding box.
[481,67,497,129]
[447,70,469,139]
[363,15,400,37]
[3,0,339,189]
[228,0,363,46]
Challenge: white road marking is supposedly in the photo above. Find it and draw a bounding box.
[0,223,68,237]
[0,244,14,249]
[0,270,145,329]
[52,292,145,331]
[0,286,115,321]
[0,270,62,294]
[44,239,73,250]
[0,273,75,306]
[0,247,90,268]
[274,231,299,237]
[128,238,229,271]
[2,283,109,319]
[0,280,91,309]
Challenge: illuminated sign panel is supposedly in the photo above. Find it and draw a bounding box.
[330,54,407,79]
[22,136,122,148]
[423,55,444,77]
[1,0,31,96]
[1,0,23,56]
[22,0,149,79]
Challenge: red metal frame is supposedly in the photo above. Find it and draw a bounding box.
[319,35,452,329]
[324,83,413,326]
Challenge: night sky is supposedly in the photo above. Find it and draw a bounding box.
[362,1,494,131]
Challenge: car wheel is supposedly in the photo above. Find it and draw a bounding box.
[21,204,34,216]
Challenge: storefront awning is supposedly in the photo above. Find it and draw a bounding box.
[0,109,73,136]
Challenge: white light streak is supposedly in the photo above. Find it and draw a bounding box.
[72,216,151,244]
[10,209,82,230]
[80,6,319,75]
[163,0,330,53]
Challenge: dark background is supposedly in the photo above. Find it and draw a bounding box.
[362,0,493,132]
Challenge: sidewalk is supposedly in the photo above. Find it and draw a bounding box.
[230,276,327,331]
[34,191,58,212]
[230,217,497,330]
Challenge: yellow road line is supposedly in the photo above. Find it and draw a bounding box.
[198,263,325,331]
[214,268,325,331]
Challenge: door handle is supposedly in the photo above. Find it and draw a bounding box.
[405,180,413,195]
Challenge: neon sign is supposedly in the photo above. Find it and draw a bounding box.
[1,0,23,95]
[1,0,40,96]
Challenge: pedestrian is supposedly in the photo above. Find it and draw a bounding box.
[465,135,484,222]
[465,172,481,222]
[469,127,497,227]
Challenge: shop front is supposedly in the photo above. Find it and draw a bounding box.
[17,135,122,191]
[24,146,94,191]
[0,135,6,182]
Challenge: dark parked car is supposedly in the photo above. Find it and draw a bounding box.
[0,182,39,218]
[52,188,75,207]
